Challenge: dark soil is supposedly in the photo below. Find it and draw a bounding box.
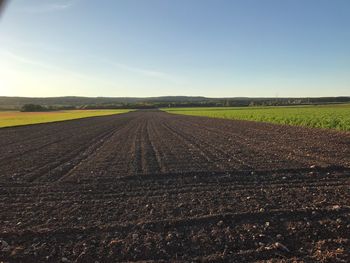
[0,110,349,262]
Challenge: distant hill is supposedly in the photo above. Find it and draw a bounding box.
[0,96,210,109]
[0,96,349,110]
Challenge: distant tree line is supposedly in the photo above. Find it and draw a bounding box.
[20,104,76,112]
[16,96,350,111]
[1,95,349,109]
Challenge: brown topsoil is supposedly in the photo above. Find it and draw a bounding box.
[0,110,349,262]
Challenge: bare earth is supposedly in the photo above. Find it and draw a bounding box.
[0,110,349,262]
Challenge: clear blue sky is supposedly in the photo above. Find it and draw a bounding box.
[0,0,349,97]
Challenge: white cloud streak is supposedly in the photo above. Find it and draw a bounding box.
[20,0,75,14]
[104,59,176,81]
[0,43,184,87]
[0,50,118,87]
[0,34,182,83]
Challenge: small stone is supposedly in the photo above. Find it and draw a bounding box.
[62,257,70,263]
[165,233,173,241]
[217,220,224,227]
[109,239,121,246]
[310,165,316,169]
[10,246,25,256]
[0,239,10,252]
[274,242,290,252]
[331,205,341,211]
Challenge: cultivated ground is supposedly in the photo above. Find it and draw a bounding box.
[0,110,349,262]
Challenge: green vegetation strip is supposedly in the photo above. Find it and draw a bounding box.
[163,104,350,131]
[0,110,131,128]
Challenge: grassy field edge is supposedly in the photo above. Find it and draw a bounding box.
[162,104,350,131]
[0,109,132,128]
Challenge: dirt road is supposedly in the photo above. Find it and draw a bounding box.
[1,110,349,262]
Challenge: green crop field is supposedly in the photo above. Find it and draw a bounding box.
[0,109,131,128]
[163,104,350,131]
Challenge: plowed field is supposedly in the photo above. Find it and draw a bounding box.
[1,110,349,262]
